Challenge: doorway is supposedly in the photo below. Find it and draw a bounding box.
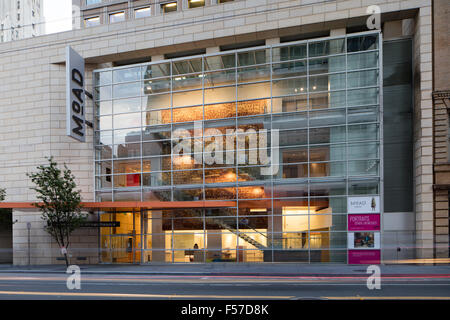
[0,209,12,264]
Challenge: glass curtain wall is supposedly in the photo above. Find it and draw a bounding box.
[94,32,382,263]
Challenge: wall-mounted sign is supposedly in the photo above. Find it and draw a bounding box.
[80,221,120,228]
[348,196,380,214]
[348,214,380,231]
[348,250,380,264]
[347,232,380,249]
[66,46,86,142]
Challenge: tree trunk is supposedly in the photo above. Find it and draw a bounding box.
[64,252,69,267]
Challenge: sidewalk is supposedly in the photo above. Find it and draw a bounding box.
[0,263,449,276]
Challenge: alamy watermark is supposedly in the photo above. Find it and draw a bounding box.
[66,265,81,290]
[366,265,381,290]
[173,121,279,176]
[366,5,381,30]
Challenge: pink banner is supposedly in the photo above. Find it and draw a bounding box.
[348,214,380,231]
[348,250,380,264]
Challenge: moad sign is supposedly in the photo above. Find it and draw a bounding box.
[348,196,380,214]
[66,46,86,142]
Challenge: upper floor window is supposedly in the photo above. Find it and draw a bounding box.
[109,11,125,23]
[86,0,102,5]
[188,0,205,8]
[161,2,177,13]
[218,0,234,3]
[135,7,151,19]
[85,16,100,27]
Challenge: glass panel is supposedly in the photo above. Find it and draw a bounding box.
[95,86,112,101]
[113,82,141,99]
[347,106,379,124]
[142,140,171,156]
[143,156,172,171]
[172,170,203,185]
[274,44,307,62]
[310,196,346,214]
[279,129,307,146]
[113,128,141,145]
[99,115,112,130]
[172,74,202,91]
[143,77,171,94]
[205,168,237,184]
[142,63,171,79]
[348,142,379,160]
[348,160,379,175]
[309,126,346,144]
[143,109,170,126]
[272,61,307,79]
[205,53,236,71]
[114,97,141,113]
[237,49,268,66]
[272,78,307,96]
[173,58,202,75]
[143,125,171,141]
[142,94,171,111]
[310,180,346,196]
[310,232,347,249]
[272,112,308,130]
[273,183,307,198]
[96,176,113,189]
[309,56,346,75]
[237,99,270,117]
[113,143,141,158]
[272,95,308,113]
[173,188,204,201]
[347,70,378,88]
[348,51,379,70]
[204,70,235,87]
[348,124,379,142]
[309,73,346,91]
[172,106,203,123]
[347,34,378,52]
[204,86,236,104]
[142,189,172,201]
[237,65,270,83]
[309,109,346,127]
[113,67,140,83]
[114,174,141,188]
[205,187,237,200]
[113,112,141,129]
[204,103,236,120]
[348,179,379,195]
[310,161,346,177]
[143,172,171,187]
[238,82,270,101]
[95,71,112,86]
[95,130,113,146]
[173,90,202,108]
[96,145,113,160]
[113,159,141,174]
[308,39,345,57]
[97,101,112,115]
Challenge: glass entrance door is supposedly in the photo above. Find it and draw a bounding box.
[100,211,141,263]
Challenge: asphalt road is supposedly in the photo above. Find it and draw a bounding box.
[0,273,449,300]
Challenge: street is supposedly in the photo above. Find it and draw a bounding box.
[0,272,448,300]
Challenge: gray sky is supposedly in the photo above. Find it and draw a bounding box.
[43,0,72,34]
